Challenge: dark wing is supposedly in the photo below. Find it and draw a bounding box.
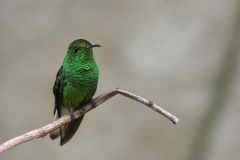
[51,66,85,145]
[50,66,64,140]
[53,66,64,118]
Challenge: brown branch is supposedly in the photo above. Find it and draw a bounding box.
[0,88,180,155]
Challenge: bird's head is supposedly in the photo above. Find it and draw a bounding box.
[66,39,100,63]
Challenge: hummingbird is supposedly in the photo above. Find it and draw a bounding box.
[50,39,100,145]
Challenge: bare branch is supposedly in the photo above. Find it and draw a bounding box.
[0,88,179,155]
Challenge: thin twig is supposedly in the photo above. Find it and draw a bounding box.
[0,88,179,155]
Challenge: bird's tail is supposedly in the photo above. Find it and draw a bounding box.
[50,108,84,145]
[49,111,61,140]
[60,115,84,145]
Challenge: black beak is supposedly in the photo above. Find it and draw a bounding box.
[87,44,101,49]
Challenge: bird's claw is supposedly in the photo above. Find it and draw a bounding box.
[90,99,97,108]
[69,113,76,121]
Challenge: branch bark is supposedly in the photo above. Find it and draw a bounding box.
[0,88,179,155]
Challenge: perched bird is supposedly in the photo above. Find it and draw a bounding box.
[50,39,100,145]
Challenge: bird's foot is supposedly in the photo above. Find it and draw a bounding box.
[90,99,97,108]
[69,112,76,121]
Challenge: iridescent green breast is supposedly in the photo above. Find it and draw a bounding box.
[62,62,99,108]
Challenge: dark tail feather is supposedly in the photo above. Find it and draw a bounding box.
[50,112,61,140]
[50,128,60,140]
[60,115,84,145]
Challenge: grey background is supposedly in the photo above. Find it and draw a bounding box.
[0,0,239,160]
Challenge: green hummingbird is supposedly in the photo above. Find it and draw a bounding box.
[50,39,100,145]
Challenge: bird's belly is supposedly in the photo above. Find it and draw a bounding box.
[63,79,97,108]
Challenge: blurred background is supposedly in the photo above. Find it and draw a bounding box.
[0,0,239,160]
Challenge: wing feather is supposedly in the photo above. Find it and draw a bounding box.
[53,66,64,118]
[50,67,63,140]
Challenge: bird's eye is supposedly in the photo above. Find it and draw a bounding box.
[73,48,79,54]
